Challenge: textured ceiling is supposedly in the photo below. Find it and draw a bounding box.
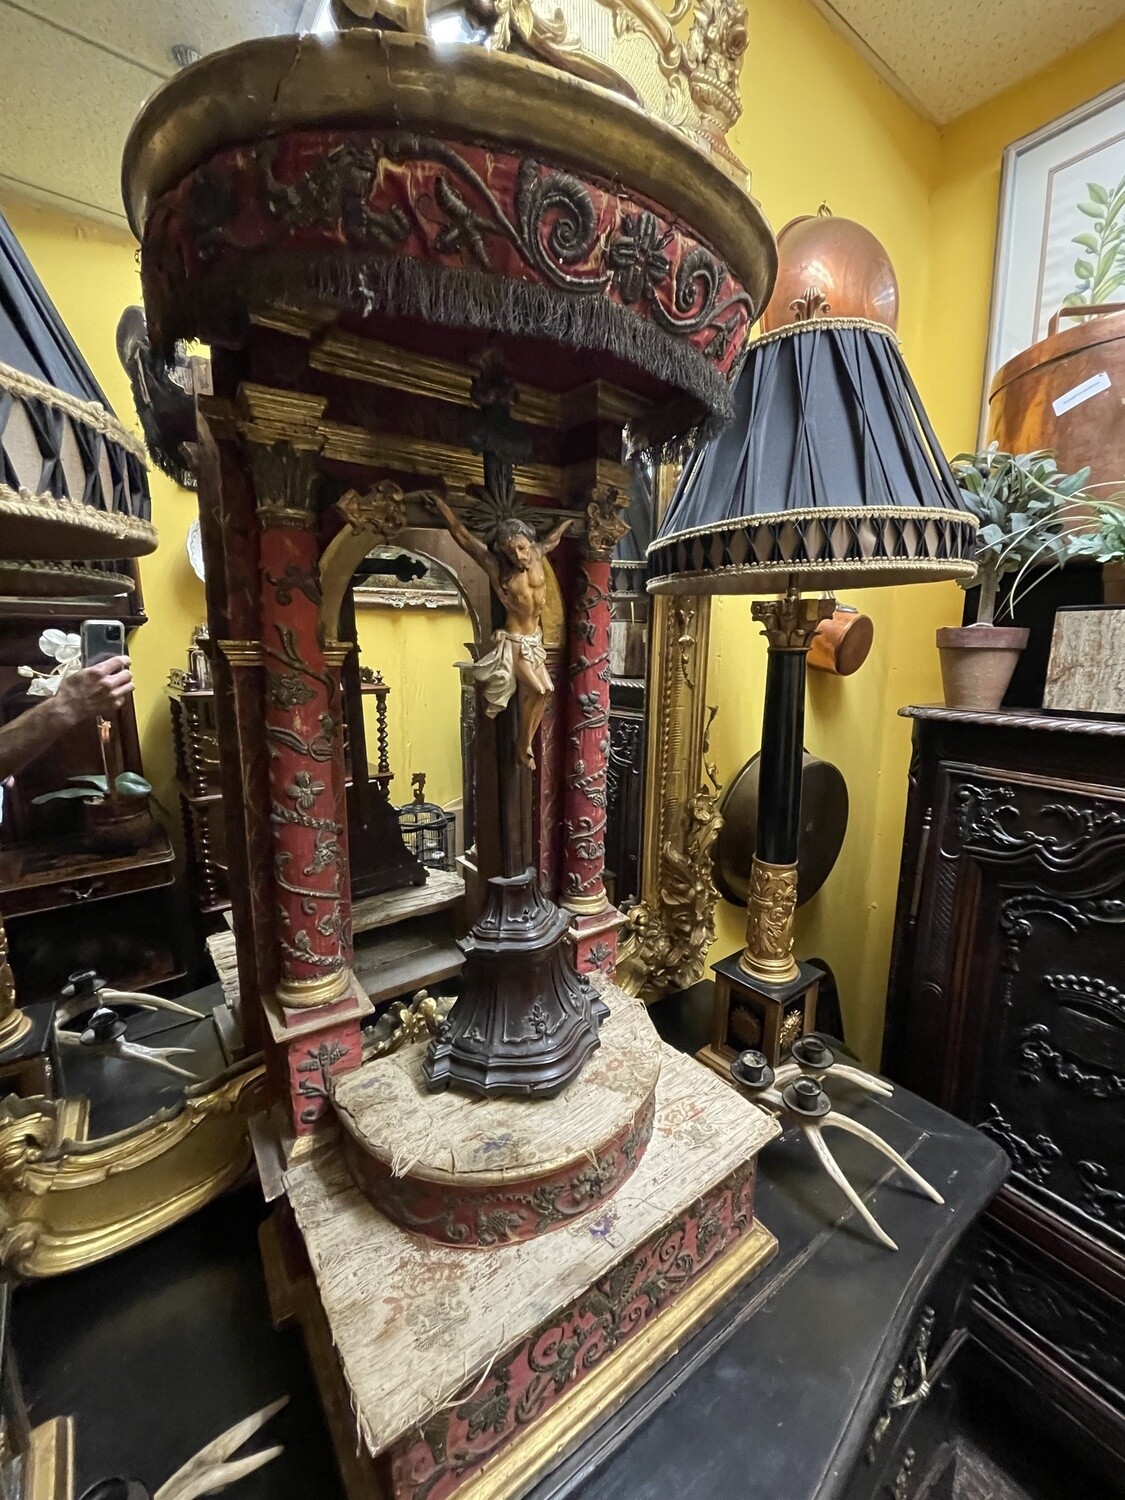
[3,0,1125,230]
[810,0,1125,123]
[0,0,312,226]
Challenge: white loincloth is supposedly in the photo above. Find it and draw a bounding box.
[461,630,546,717]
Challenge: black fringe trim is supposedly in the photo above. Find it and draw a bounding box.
[146,249,736,451]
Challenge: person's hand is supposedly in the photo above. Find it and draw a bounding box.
[54,658,134,724]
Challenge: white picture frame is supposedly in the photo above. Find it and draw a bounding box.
[981,80,1125,442]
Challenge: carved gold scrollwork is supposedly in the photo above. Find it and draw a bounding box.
[247,442,322,531]
[336,480,408,542]
[736,857,800,985]
[452,0,749,178]
[584,484,631,559]
[617,679,723,998]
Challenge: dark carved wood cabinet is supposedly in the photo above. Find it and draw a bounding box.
[882,705,1125,1486]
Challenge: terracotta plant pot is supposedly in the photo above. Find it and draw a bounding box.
[83,795,155,855]
[936,625,1030,712]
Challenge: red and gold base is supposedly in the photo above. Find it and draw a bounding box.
[268,988,778,1500]
[262,977,373,1135]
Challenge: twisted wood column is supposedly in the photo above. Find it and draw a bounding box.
[251,441,352,1010]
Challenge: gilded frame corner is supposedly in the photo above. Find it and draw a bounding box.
[615,470,722,1002]
[0,1059,265,1279]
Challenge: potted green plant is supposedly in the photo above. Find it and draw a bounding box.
[1065,497,1125,603]
[938,447,1091,711]
[33,771,157,854]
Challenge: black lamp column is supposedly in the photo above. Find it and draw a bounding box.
[740,580,834,984]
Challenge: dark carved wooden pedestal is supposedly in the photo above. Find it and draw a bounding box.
[423,868,608,1097]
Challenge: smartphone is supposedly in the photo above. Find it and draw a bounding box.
[80,619,126,667]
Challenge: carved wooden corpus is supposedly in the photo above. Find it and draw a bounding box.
[251,440,353,1010]
[562,487,631,976]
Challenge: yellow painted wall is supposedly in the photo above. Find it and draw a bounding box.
[5,1,1123,1058]
[710,0,951,1063]
[354,604,470,810]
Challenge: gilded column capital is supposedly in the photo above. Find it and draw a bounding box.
[583,484,631,560]
[751,595,834,651]
[247,441,322,530]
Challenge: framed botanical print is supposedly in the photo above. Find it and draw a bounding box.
[982,80,1125,437]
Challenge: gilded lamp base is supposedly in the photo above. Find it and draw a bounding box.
[739,854,800,985]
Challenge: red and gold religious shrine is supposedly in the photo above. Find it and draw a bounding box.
[123,10,779,1492]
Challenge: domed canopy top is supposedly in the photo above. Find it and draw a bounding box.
[122,31,777,443]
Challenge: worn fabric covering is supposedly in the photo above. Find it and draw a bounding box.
[333,986,661,1184]
[285,989,779,1458]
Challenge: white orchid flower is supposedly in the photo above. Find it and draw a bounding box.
[37,630,81,664]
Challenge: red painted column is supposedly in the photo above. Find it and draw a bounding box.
[561,489,631,977]
[250,440,365,1135]
[534,651,566,901]
[561,556,613,916]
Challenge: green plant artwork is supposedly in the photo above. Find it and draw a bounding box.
[1063,173,1125,309]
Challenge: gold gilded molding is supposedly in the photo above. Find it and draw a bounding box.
[739,856,799,984]
[309,328,648,433]
[319,418,633,499]
[0,1061,265,1278]
[217,640,264,667]
[322,640,352,668]
[237,383,326,450]
[614,461,724,1002]
[276,969,352,1012]
[24,1417,74,1500]
[230,383,634,502]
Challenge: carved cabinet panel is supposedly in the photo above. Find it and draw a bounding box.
[882,707,1125,1483]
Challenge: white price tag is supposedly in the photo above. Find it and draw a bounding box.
[1052,371,1111,417]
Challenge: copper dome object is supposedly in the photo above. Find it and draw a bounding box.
[760,205,899,333]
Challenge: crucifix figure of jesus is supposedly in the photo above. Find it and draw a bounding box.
[430,494,573,770]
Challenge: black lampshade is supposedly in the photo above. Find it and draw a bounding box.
[610,455,656,602]
[647,318,977,596]
[0,207,154,565]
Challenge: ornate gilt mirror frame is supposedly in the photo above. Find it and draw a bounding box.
[617,467,722,1002]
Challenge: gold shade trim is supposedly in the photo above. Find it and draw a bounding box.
[647,505,979,551]
[747,315,900,352]
[0,359,147,462]
[0,485,157,558]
